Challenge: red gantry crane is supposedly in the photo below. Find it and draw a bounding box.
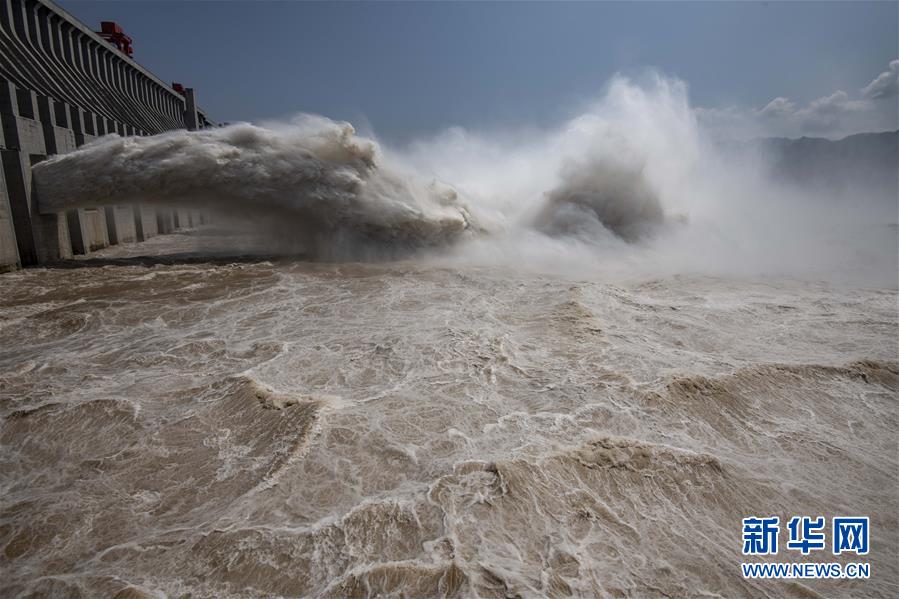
[97,22,134,57]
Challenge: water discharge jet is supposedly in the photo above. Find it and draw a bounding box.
[32,116,480,259]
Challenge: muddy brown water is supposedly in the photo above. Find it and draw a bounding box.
[1,232,896,598]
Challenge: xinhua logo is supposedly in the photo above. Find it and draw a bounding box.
[742,515,870,556]
[741,515,871,580]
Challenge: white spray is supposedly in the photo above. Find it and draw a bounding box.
[32,73,897,282]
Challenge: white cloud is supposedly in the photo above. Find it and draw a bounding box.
[795,90,870,133]
[861,59,899,100]
[756,96,796,118]
[696,60,898,139]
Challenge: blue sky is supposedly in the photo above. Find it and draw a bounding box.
[60,1,898,140]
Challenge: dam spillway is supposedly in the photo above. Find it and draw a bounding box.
[0,0,214,271]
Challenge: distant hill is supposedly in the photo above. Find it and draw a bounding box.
[723,130,898,200]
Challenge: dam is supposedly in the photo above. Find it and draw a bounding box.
[0,0,214,272]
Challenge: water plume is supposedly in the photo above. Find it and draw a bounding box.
[33,115,479,258]
[534,160,665,242]
[31,72,897,283]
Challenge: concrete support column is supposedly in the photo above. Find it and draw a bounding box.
[67,207,108,255]
[105,205,136,244]
[65,208,84,254]
[36,95,58,154]
[134,205,157,242]
[36,95,75,156]
[4,151,72,264]
[104,206,118,244]
[0,159,20,271]
[69,105,85,146]
[2,149,38,264]
[184,88,199,131]
[0,80,71,266]
[155,210,173,234]
[82,109,96,136]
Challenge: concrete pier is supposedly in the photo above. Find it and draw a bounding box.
[0,0,215,271]
[67,207,107,255]
[0,166,19,271]
[134,205,157,241]
[0,82,71,265]
[156,210,175,235]
[105,205,137,245]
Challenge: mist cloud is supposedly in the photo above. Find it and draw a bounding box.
[862,59,899,100]
[30,71,896,283]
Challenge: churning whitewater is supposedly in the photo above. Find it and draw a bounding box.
[34,115,481,257]
[2,74,898,597]
[31,75,896,279]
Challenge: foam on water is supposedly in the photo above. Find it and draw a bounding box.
[0,252,896,597]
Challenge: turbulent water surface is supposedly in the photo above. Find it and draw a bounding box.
[1,230,896,598]
[6,74,899,597]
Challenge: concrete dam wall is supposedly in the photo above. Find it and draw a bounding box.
[0,0,214,271]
